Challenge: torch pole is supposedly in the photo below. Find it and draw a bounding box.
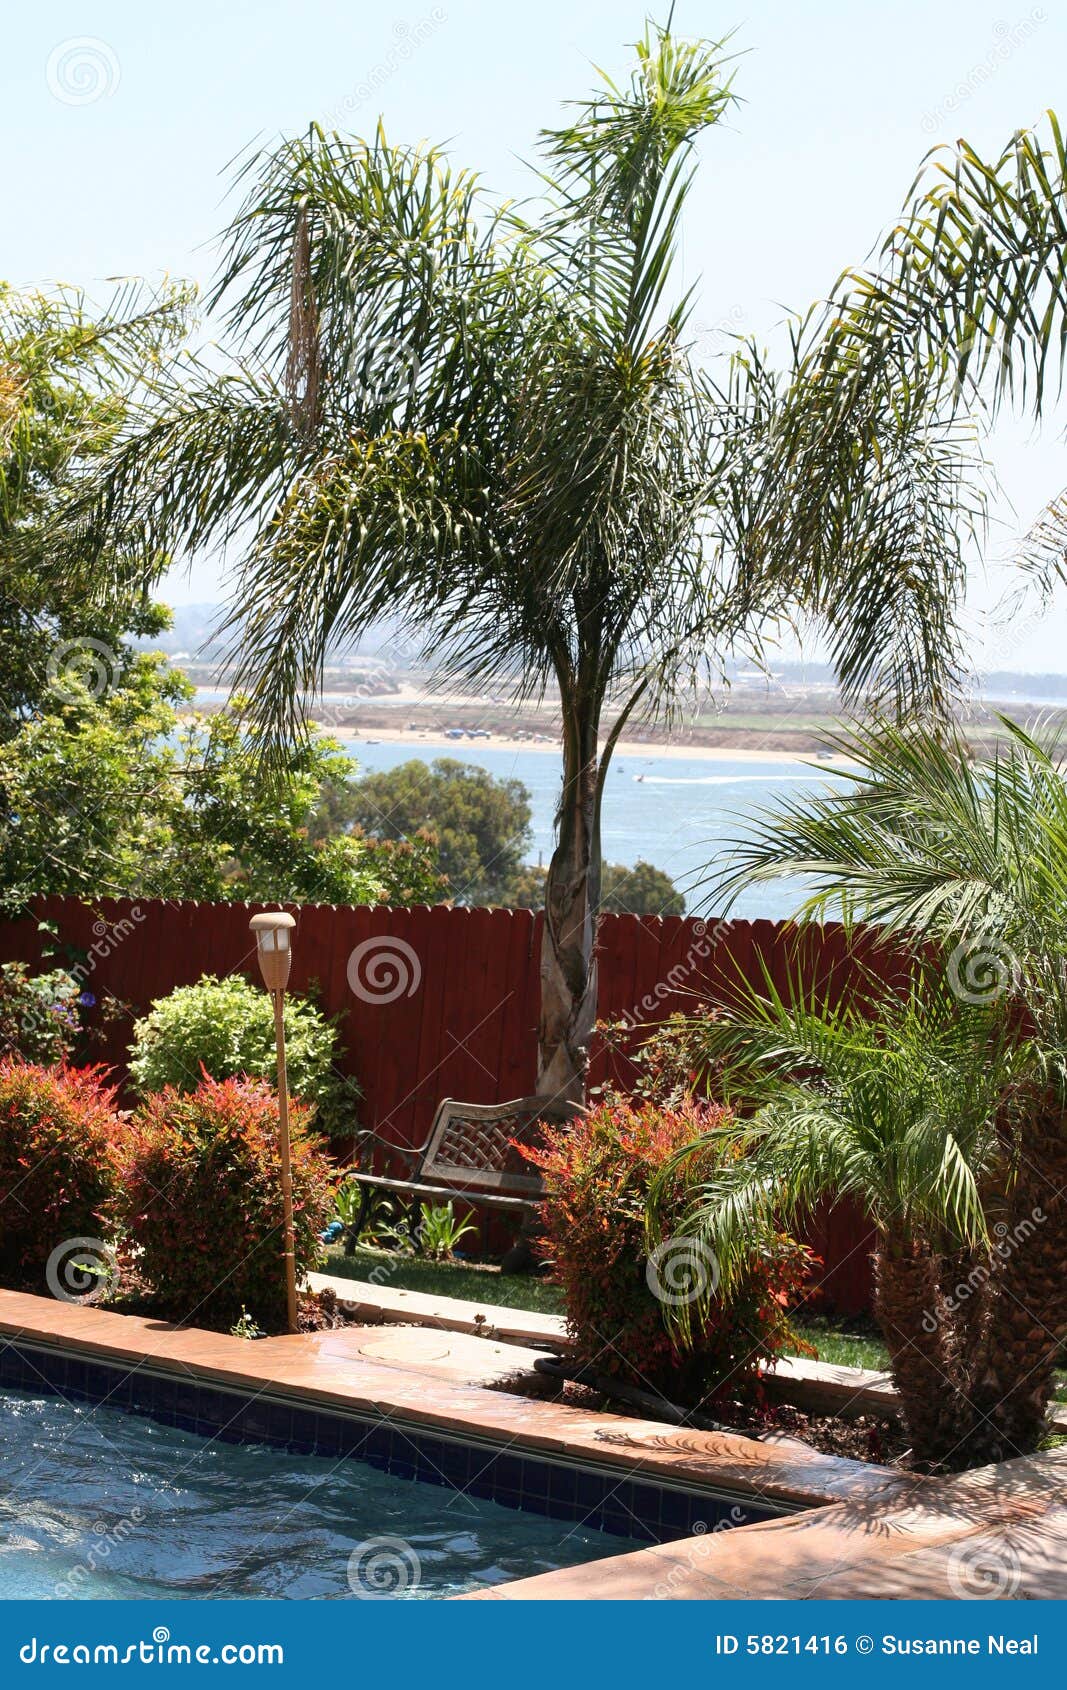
[272,988,299,1336]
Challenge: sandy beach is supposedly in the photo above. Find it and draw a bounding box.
[322,722,848,767]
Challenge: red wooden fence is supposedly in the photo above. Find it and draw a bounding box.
[0,896,879,1314]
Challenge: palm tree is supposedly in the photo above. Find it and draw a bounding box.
[649,964,1028,1468]
[72,21,982,1109]
[693,714,1067,1464]
[785,115,1067,597]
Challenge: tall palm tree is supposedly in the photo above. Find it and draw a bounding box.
[649,965,1028,1468]
[71,22,982,1109]
[696,715,1067,1463]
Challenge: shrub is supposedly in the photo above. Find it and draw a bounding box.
[0,961,85,1065]
[116,1073,335,1331]
[0,1060,121,1289]
[127,973,361,1140]
[522,1098,811,1404]
[596,1005,728,1110]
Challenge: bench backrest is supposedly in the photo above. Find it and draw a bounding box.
[419,1096,547,1194]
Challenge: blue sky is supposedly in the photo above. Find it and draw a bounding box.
[4,0,1066,670]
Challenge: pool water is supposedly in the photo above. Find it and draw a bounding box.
[0,1390,632,1600]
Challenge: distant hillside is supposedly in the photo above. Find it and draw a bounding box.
[139,608,1067,705]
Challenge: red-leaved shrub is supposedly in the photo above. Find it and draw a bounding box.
[116,1073,334,1333]
[522,1098,812,1404]
[0,1059,121,1290]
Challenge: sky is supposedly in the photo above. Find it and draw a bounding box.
[4,0,1067,671]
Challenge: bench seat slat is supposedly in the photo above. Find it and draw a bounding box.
[346,1171,536,1212]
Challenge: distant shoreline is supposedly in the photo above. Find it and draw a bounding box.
[322,723,851,767]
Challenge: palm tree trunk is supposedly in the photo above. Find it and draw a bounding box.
[960,1113,1067,1464]
[874,1240,962,1469]
[537,707,601,1115]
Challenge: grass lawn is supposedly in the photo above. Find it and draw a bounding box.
[320,1247,1066,1395]
[321,1245,565,1316]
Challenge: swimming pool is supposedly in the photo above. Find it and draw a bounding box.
[0,1388,634,1600]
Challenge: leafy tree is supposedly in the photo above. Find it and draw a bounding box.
[762,115,1067,618]
[600,858,685,916]
[75,22,978,1109]
[0,658,444,912]
[504,857,684,914]
[316,757,531,904]
[128,972,360,1140]
[0,281,192,736]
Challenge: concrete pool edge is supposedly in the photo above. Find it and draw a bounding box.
[460,1449,1067,1599]
[0,1290,910,1517]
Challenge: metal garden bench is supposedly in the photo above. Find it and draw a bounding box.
[342,1094,548,1248]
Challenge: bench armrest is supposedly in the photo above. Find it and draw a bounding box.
[350,1126,430,1171]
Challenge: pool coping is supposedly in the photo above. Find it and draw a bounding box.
[0,1289,914,1522]
[457,1446,1067,1599]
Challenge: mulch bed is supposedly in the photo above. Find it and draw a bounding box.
[489,1366,912,1466]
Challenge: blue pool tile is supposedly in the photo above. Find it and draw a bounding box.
[0,1339,763,1548]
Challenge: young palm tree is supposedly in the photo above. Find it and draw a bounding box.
[71,22,982,1109]
[695,715,1067,1464]
[649,967,1027,1468]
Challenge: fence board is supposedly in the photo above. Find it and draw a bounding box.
[0,894,879,1313]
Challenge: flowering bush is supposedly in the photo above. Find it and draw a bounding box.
[0,962,86,1065]
[522,1098,812,1404]
[116,1073,335,1332]
[0,1060,121,1289]
[127,973,361,1140]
